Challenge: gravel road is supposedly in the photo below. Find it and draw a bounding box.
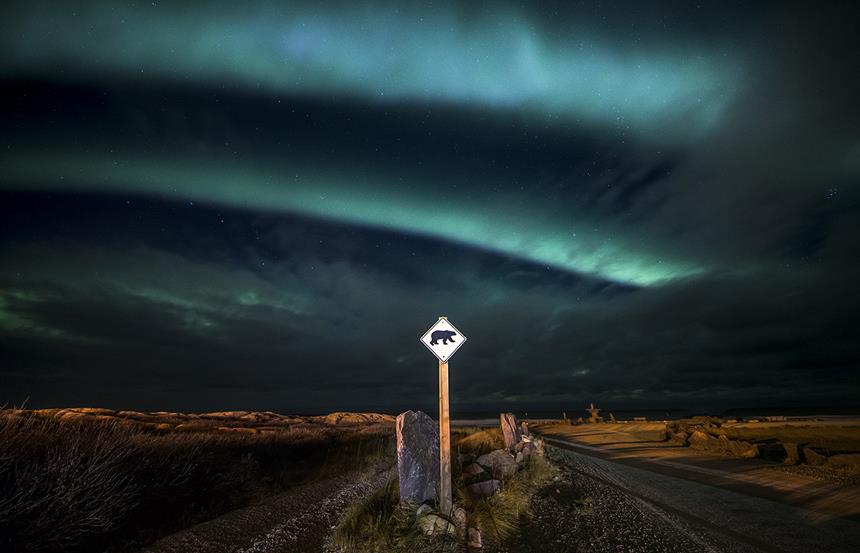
[142,463,395,553]
[534,444,860,553]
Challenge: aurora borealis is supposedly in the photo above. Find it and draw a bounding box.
[1,1,858,413]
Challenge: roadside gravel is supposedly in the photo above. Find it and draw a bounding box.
[143,463,395,553]
[502,451,738,553]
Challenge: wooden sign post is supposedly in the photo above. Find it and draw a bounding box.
[420,316,467,516]
[438,359,452,514]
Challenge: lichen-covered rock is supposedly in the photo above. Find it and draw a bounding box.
[476,449,517,479]
[396,410,440,505]
[500,412,521,450]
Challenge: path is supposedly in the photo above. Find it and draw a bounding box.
[538,424,860,553]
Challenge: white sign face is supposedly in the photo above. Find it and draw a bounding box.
[420,317,467,362]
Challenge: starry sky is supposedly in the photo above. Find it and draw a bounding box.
[1,1,858,414]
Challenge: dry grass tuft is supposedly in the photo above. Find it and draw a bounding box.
[454,428,505,456]
[458,454,557,544]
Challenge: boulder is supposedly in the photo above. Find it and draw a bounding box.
[782,443,805,465]
[755,442,787,463]
[670,431,690,446]
[803,447,828,466]
[396,410,440,505]
[724,436,758,458]
[688,430,719,451]
[418,514,456,536]
[462,463,486,476]
[416,503,433,517]
[466,479,501,499]
[459,453,476,465]
[476,449,517,479]
[500,413,522,450]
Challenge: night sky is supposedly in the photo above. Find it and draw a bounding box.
[1,1,858,414]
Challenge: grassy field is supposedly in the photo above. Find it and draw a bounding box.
[0,408,393,553]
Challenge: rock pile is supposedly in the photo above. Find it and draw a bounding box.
[462,413,545,502]
[666,419,860,470]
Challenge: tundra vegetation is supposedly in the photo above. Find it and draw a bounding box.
[0,407,393,553]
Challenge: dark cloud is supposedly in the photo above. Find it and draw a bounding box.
[0,1,858,413]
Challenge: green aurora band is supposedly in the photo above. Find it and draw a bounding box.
[0,1,738,141]
[1,151,704,286]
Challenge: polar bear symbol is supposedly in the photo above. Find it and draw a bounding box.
[430,330,457,345]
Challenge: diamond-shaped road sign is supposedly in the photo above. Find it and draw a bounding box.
[420,317,467,362]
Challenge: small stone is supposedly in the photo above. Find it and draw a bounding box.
[515,451,524,463]
[416,503,433,517]
[468,527,483,549]
[418,514,456,536]
[453,506,467,527]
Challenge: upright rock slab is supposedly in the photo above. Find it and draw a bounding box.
[396,410,440,505]
[500,412,521,450]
